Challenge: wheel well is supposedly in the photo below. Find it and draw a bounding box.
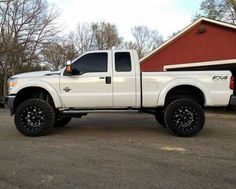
[14,87,55,112]
[165,85,205,106]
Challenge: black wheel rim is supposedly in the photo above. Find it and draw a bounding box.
[173,106,198,131]
[20,105,46,131]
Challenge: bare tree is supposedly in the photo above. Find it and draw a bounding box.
[42,21,123,71]
[0,0,59,96]
[120,41,137,50]
[42,37,78,70]
[74,23,96,55]
[131,26,163,58]
[92,22,122,50]
[193,0,236,24]
[65,32,79,61]
[71,21,122,55]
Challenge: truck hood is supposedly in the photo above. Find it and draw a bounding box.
[11,70,62,79]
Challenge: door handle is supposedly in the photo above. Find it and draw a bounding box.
[105,76,111,84]
[99,76,111,84]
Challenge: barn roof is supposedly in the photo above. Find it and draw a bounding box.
[140,17,236,63]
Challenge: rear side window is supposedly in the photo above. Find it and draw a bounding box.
[115,52,131,72]
[72,53,107,75]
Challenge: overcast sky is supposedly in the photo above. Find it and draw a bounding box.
[49,0,203,40]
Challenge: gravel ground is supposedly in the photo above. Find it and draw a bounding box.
[0,108,236,189]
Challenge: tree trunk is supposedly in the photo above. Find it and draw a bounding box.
[3,72,8,97]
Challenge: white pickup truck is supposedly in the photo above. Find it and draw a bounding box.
[5,50,236,137]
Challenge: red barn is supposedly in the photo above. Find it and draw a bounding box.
[140,17,236,72]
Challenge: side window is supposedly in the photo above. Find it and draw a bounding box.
[71,53,108,75]
[115,52,132,72]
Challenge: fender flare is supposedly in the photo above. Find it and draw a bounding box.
[14,80,63,108]
[157,78,214,107]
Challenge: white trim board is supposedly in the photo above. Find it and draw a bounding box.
[164,59,236,71]
[140,17,236,64]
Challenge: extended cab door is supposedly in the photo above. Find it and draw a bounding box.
[112,51,139,108]
[60,51,113,108]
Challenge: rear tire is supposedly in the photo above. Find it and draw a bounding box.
[164,98,205,137]
[154,108,166,127]
[14,99,55,136]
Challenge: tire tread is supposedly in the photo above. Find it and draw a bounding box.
[164,98,205,137]
[14,99,55,136]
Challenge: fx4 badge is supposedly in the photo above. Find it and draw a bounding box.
[212,76,228,81]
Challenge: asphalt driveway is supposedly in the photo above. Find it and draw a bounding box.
[0,109,235,189]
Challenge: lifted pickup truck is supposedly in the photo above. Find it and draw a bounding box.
[5,50,236,137]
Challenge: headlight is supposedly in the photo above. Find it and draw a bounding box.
[8,80,17,87]
[8,78,18,93]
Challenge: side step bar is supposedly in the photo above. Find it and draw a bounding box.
[63,109,140,114]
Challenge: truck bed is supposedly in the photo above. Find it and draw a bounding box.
[141,71,233,107]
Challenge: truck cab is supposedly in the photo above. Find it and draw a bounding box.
[60,50,141,109]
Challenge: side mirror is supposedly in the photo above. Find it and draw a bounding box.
[65,60,72,75]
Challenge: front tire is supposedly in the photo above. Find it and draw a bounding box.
[14,99,55,136]
[164,99,205,137]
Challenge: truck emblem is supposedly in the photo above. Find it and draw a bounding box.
[212,76,228,81]
[63,87,71,92]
